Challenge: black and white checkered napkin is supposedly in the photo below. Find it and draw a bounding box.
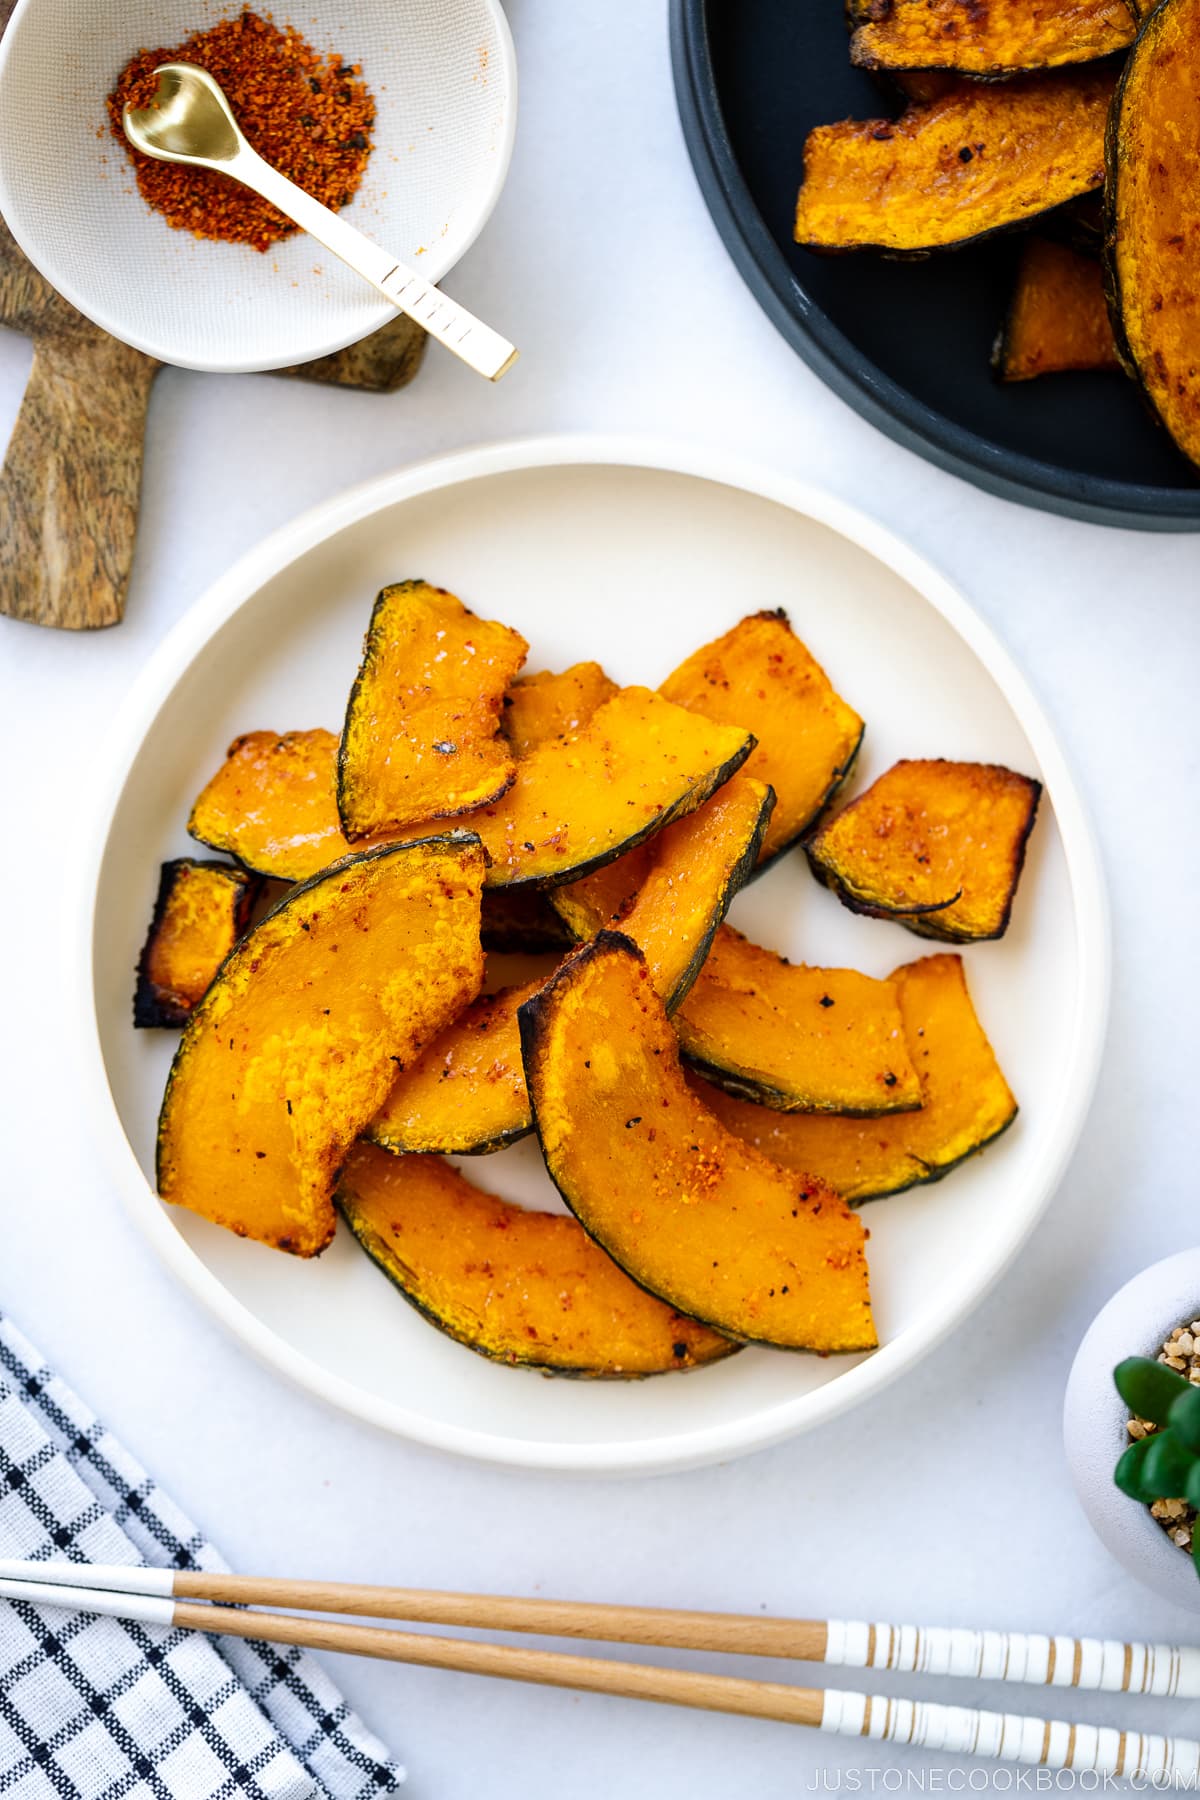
[0,1313,404,1799]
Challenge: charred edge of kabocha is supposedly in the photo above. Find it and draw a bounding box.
[133,859,261,1029]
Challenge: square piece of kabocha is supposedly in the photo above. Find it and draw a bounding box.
[134,859,262,1028]
[805,759,1041,943]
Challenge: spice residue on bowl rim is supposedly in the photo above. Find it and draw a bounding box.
[107,9,375,253]
[1126,1315,1200,1553]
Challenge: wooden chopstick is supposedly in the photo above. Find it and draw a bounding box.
[0,1570,1197,1781]
[2,1561,1196,1701]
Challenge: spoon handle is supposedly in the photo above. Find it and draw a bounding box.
[233,146,517,382]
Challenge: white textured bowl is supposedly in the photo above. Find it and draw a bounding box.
[0,0,515,371]
[1065,1249,1200,1610]
[76,435,1109,1474]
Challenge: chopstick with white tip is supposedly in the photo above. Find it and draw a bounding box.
[0,1569,1196,1781]
[0,1562,1197,1699]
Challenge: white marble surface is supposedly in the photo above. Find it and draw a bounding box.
[3,3,1200,1794]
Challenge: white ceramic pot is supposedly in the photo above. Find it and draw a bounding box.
[1064,1248,1200,1611]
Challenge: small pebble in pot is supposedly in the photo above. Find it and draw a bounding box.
[1127,1317,1200,1553]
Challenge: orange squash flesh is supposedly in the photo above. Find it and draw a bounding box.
[691,955,1017,1203]
[366,978,542,1156]
[675,926,921,1115]
[806,759,1041,943]
[521,934,877,1354]
[134,859,261,1028]
[501,662,619,758]
[1106,0,1200,469]
[337,1146,735,1378]
[156,836,486,1257]
[338,581,529,838]
[660,611,862,867]
[550,775,775,1009]
[848,0,1135,77]
[188,729,385,883]
[468,687,755,889]
[550,843,655,946]
[795,70,1114,254]
[994,238,1121,381]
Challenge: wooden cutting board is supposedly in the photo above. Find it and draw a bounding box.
[0,0,426,631]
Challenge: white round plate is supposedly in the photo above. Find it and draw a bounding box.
[0,0,515,372]
[78,436,1109,1475]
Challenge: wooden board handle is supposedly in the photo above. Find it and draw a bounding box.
[0,330,158,629]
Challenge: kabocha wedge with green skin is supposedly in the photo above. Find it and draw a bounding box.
[157,835,486,1257]
[795,70,1114,255]
[468,687,756,890]
[847,0,1135,79]
[549,775,775,1010]
[336,1146,737,1378]
[689,954,1017,1204]
[659,611,862,870]
[520,933,877,1355]
[338,581,529,839]
[1105,0,1200,470]
[134,859,262,1029]
[674,926,922,1116]
[805,759,1041,943]
[366,977,544,1156]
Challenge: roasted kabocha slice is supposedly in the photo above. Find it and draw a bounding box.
[549,774,775,1009]
[806,759,1041,943]
[1105,0,1200,470]
[521,933,877,1354]
[366,977,543,1156]
[993,238,1122,381]
[674,926,921,1115]
[189,728,374,882]
[336,1147,736,1378]
[691,954,1017,1203]
[795,70,1114,254]
[660,611,862,868]
[468,687,754,888]
[847,0,1135,78]
[500,661,618,757]
[338,581,528,838]
[134,859,261,1028]
[157,835,486,1257]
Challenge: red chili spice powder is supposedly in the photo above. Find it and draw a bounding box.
[107,9,375,253]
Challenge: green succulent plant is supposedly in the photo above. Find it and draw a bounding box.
[1113,1357,1200,1578]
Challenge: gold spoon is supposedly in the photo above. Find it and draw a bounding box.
[124,63,518,382]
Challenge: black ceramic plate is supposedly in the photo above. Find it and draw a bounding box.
[670,0,1200,530]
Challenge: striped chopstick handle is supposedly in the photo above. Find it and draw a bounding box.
[824,1622,1200,1698]
[820,1688,1200,1779]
